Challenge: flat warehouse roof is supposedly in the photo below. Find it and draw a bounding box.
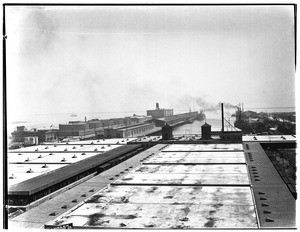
[242,135,296,142]
[8,163,68,187]
[9,144,121,153]
[53,138,138,145]
[144,156,246,164]
[48,201,256,228]
[46,143,257,229]
[9,144,141,195]
[9,152,103,164]
[133,164,248,174]
[162,143,244,152]
[113,173,250,185]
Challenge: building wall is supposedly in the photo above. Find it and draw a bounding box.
[24,136,39,145]
[87,120,102,129]
[147,109,173,119]
[11,130,54,144]
[58,123,89,138]
[104,123,155,138]
[59,123,89,132]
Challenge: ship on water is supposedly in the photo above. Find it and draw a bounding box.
[196,110,206,121]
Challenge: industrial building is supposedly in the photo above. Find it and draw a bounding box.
[57,116,153,140]
[58,121,101,139]
[104,122,158,138]
[147,103,174,119]
[153,111,199,127]
[10,126,58,145]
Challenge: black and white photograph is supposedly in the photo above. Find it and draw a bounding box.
[3,3,296,230]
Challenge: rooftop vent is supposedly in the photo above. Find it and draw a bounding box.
[49,153,53,155]
[94,148,98,151]
[54,145,57,147]
[101,146,105,149]
[64,148,68,151]
[61,158,66,162]
[80,144,83,147]
[9,174,16,179]
[38,155,42,158]
[91,142,94,144]
[25,158,29,162]
[45,146,48,149]
[18,153,22,156]
[81,152,86,155]
[26,168,33,173]
[72,154,77,158]
[42,164,48,168]
[73,146,76,149]
[35,148,39,151]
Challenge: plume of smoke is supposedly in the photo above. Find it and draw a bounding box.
[177,95,236,115]
[177,95,237,112]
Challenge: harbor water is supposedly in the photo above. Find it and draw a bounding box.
[173,118,234,136]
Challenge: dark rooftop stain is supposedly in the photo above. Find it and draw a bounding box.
[209,210,216,215]
[163,195,173,199]
[171,224,190,229]
[87,213,106,226]
[85,195,104,203]
[116,214,137,219]
[179,217,189,221]
[204,217,218,228]
[146,186,158,193]
[182,206,191,215]
[212,203,223,209]
[120,196,129,203]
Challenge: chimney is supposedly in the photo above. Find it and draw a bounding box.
[221,102,224,132]
[156,102,159,109]
[85,116,87,122]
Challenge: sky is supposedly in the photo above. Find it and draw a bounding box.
[5,5,296,124]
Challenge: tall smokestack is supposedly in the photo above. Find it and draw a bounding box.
[156,102,159,109]
[221,103,224,132]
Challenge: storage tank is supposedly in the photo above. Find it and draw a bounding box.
[201,122,211,140]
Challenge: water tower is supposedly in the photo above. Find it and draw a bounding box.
[201,122,211,140]
[162,123,173,140]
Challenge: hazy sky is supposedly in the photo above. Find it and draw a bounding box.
[6,5,295,122]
